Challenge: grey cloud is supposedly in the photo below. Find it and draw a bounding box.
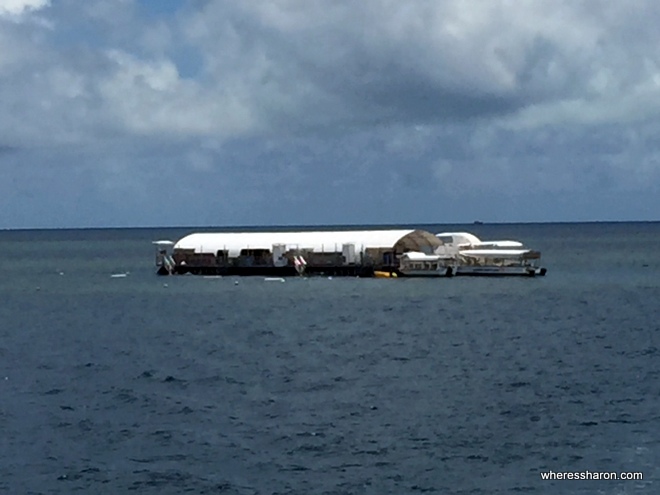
[177,1,660,134]
[2,0,660,227]
[6,1,660,142]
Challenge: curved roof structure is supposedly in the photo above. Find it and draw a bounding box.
[436,232,523,248]
[174,229,442,258]
[436,232,482,246]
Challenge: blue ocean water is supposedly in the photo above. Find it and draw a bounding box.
[0,223,658,494]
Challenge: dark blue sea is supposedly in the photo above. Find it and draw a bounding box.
[1,223,658,494]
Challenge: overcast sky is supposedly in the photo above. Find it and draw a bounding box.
[1,0,660,228]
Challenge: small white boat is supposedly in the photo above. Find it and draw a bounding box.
[436,232,547,277]
[457,249,546,276]
[398,251,455,277]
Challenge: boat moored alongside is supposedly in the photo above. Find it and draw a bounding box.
[456,248,546,276]
[397,251,455,277]
[435,232,547,277]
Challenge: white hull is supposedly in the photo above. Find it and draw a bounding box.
[456,266,546,277]
[398,251,455,277]
[398,266,455,277]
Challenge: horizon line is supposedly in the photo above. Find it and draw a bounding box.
[1,219,659,232]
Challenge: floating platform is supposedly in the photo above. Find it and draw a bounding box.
[155,229,448,277]
[154,229,546,278]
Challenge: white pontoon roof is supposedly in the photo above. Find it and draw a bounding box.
[401,252,443,261]
[460,249,534,258]
[174,230,441,257]
[437,232,523,248]
[473,240,523,248]
[436,232,481,245]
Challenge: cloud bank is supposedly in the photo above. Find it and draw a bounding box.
[1,0,660,227]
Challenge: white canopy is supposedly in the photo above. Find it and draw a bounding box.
[174,229,441,258]
[472,240,523,248]
[436,232,523,248]
[460,249,533,258]
[401,252,443,261]
[436,232,481,246]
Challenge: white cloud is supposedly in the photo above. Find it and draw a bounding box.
[98,50,256,136]
[0,0,49,17]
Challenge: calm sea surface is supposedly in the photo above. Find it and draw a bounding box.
[0,223,658,494]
